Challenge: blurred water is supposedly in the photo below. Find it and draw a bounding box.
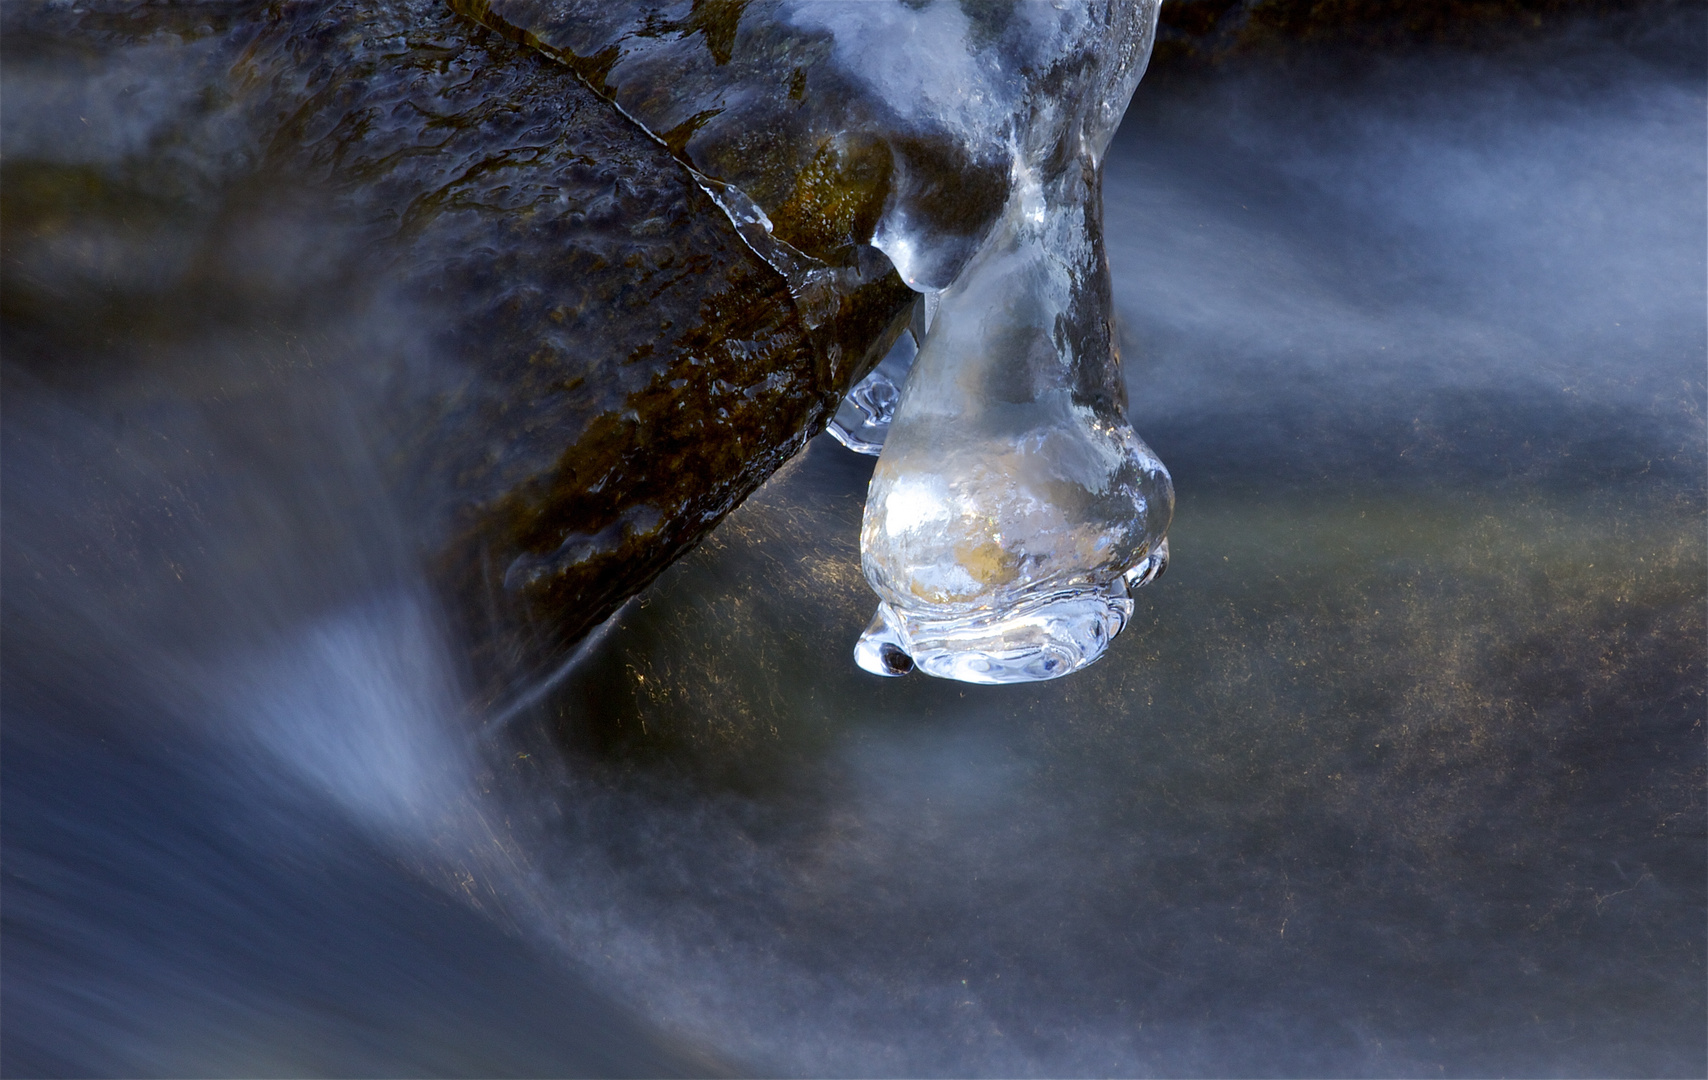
[5,13,1704,1078]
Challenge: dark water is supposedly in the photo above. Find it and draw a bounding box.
[5,14,1704,1077]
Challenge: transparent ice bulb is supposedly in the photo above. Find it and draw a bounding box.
[855,172,1173,685]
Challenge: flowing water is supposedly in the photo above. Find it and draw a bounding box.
[5,12,1704,1077]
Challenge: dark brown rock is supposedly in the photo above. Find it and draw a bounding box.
[0,0,914,710]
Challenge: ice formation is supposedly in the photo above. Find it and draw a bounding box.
[457,0,1173,683]
[856,143,1173,682]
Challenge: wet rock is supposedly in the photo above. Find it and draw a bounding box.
[1,0,914,708]
[451,0,1023,293]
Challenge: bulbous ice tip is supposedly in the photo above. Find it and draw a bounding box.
[854,581,1138,685]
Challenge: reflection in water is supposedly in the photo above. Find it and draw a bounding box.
[5,14,1705,1077]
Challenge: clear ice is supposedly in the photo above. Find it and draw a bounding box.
[457,0,1173,683]
[856,164,1173,683]
[827,329,916,456]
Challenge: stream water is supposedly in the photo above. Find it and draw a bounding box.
[5,12,1704,1077]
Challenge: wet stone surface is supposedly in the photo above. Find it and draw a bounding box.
[1,0,915,709]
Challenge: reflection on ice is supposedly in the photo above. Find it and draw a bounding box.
[1125,535,1170,590]
[827,325,915,456]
